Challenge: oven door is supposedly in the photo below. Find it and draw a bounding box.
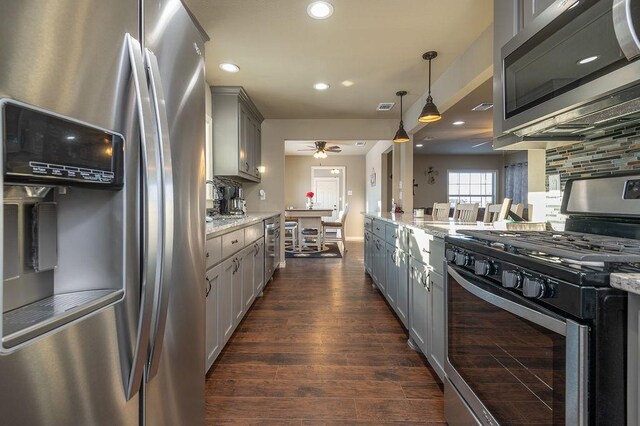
[501,0,640,133]
[445,265,589,425]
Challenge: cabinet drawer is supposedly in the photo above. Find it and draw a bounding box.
[205,236,222,269]
[372,220,385,238]
[409,227,433,262]
[222,229,245,259]
[430,238,445,275]
[244,222,264,244]
[364,217,373,232]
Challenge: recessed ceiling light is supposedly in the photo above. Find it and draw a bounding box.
[307,1,334,19]
[66,135,76,140]
[452,121,465,126]
[314,82,330,90]
[415,144,424,148]
[577,55,598,65]
[219,63,240,73]
[341,80,354,87]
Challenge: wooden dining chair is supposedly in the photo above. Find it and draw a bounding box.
[322,203,349,251]
[453,203,479,223]
[510,203,525,218]
[432,203,451,221]
[483,198,512,223]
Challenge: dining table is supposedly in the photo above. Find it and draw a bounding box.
[284,208,334,252]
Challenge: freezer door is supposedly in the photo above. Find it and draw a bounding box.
[143,1,207,425]
[0,1,143,425]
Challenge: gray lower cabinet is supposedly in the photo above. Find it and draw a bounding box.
[221,256,238,343]
[409,256,429,352]
[385,243,398,306]
[372,236,385,291]
[253,238,265,295]
[241,245,255,311]
[426,269,445,380]
[396,250,409,328]
[364,231,372,274]
[205,264,222,372]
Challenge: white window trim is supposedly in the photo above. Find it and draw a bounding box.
[446,169,498,206]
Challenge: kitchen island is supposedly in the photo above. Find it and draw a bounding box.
[363,212,493,381]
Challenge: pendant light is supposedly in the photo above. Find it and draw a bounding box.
[418,51,442,123]
[393,90,410,143]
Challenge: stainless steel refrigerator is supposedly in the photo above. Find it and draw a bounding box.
[0,0,207,424]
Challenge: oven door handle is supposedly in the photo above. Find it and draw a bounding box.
[565,319,590,426]
[447,266,567,336]
[613,0,640,60]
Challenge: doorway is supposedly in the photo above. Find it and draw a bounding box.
[381,148,393,212]
[311,166,346,221]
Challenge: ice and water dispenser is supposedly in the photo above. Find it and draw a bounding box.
[1,100,126,350]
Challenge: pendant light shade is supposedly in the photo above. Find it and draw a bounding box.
[393,90,410,143]
[418,51,442,123]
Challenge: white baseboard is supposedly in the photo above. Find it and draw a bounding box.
[346,236,364,242]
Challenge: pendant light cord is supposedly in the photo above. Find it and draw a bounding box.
[400,93,403,123]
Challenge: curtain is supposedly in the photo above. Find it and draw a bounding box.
[505,162,528,205]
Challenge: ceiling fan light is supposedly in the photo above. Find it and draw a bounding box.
[418,96,442,123]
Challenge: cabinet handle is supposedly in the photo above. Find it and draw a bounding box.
[422,248,430,254]
[245,162,250,171]
[254,243,260,256]
[205,276,212,297]
[206,252,210,258]
[391,250,396,263]
[232,239,239,244]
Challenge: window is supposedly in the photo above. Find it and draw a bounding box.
[448,171,496,208]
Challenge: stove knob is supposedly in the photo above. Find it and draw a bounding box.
[522,277,547,299]
[454,252,469,266]
[502,270,522,289]
[474,260,494,276]
[445,249,456,262]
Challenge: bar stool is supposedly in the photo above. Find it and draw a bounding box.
[284,221,298,251]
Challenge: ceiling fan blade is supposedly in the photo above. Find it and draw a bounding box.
[326,148,342,152]
[326,146,341,150]
[297,148,317,151]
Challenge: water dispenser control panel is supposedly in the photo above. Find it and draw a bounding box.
[2,100,124,188]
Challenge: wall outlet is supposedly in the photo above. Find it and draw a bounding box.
[259,189,266,201]
[548,174,561,192]
[347,190,353,196]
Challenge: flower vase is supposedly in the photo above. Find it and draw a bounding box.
[306,197,314,209]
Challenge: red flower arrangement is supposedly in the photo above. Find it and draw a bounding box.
[306,191,314,198]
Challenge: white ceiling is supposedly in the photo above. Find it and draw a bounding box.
[413,78,496,155]
[285,140,376,156]
[184,0,493,119]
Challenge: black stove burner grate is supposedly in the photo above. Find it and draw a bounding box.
[458,230,640,263]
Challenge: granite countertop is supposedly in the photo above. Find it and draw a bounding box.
[206,212,281,238]
[611,273,640,296]
[364,212,495,238]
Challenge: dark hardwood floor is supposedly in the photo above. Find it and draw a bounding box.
[205,242,446,425]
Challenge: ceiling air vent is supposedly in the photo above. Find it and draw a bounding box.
[376,102,395,111]
[355,141,367,147]
[472,103,494,111]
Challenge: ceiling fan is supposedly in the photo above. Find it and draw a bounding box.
[297,141,341,158]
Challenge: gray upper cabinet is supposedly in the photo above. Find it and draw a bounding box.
[211,86,264,182]
[520,0,556,30]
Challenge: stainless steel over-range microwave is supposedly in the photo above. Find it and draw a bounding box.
[497,0,640,145]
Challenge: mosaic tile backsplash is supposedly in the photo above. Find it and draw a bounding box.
[545,128,640,228]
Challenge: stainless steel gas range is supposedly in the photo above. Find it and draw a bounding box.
[444,173,640,425]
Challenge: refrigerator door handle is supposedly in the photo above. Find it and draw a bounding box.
[144,48,175,381]
[124,34,163,401]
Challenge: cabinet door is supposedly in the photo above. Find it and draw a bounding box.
[254,125,262,178]
[238,105,250,176]
[373,237,385,291]
[242,246,255,311]
[221,257,236,343]
[385,244,397,307]
[427,269,445,381]
[364,231,372,274]
[396,250,409,329]
[205,264,222,372]
[233,256,245,326]
[253,239,265,295]
[409,257,428,353]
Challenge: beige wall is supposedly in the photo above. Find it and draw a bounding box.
[413,154,506,208]
[284,155,365,240]
[243,119,398,261]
